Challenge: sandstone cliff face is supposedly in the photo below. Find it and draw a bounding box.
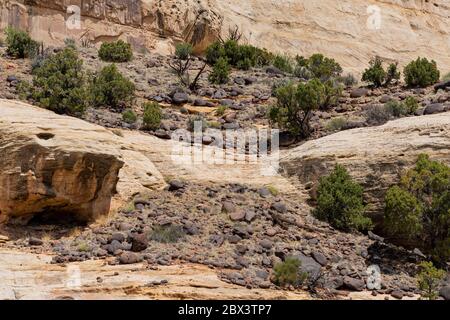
[0,0,222,54]
[280,112,450,222]
[1,0,449,73]
[0,100,165,224]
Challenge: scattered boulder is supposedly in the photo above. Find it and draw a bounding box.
[343,276,365,291]
[292,253,322,281]
[172,92,189,105]
[271,202,287,213]
[229,209,246,221]
[119,252,143,264]
[424,103,444,115]
[434,80,450,92]
[168,180,186,191]
[29,237,43,246]
[312,251,328,266]
[439,286,450,300]
[130,233,148,252]
[350,88,369,98]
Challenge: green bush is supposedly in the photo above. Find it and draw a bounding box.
[30,48,88,115]
[64,38,77,50]
[365,104,392,125]
[268,79,323,138]
[321,79,343,110]
[294,65,313,80]
[89,64,135,110]
[205,41,226,65]
[98,40,133,62]
[142,102,162,130]
[325,117,348,132]
[175,42,193,60]
[384,154,450,263]
[209,57,230,84]
[273,257,308,288]
[273,54,293,73]
[384,100,408,117]
[4,27,39,59]
[150,225,185,243]
[313,165,373,232]
[215,105,228,116]
[362,57,387,87]
[404,96,419,114]
[385,62,401,85]
[339,73,358,87]
[404,57,440,87]
[306,53,343,80]
[122,109,137,124]
[205,41,272,69]
[416,261,446,300]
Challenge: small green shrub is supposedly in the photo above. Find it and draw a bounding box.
[321,79,343,110]
[98,40,133,62]
[362,57,387,87]
[5,26,39,58]
[313,164,373,232]
[175,42,193,60]
[273,257,308,288]
[384,100,408,117]
[404,96,419,114]
[209,57,230,84]
[142,102,162,130]
[384,154,450,263]
[325,117,348,132]
[306,53,343,80]
[416,261,446,300]
[215,105,228,116]
[404,57,440,87]
[205,41,272,69]
[385,62,401,85]
[273,54,293,73]
[205,41,226,65]
[294,65,313,80]
[31,48,88,115]
[89,64,135,110]
[339,73,358,87]
[268,79,323,138]
[122,109,137,124]
[266,185,279,196]
[64,38,77,50]
[150,225,185,243]
[365,104,392,125]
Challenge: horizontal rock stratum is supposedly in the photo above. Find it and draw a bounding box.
[0,100,165,224]
[0,0,449,73]
[280,112,450,222]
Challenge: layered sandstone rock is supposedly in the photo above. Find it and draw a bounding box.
[280,112,450,221]
[1,0,449,73]
[0,100,165,223]
[0,0,222,54]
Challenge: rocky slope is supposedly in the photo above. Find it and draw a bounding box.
[1,0,449,73]
[281,112,450,222]
[2,100,450,299]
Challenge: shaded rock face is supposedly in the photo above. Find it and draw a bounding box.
[280,113,450,222]
[0,140,123,223]
[0,100,129,223]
